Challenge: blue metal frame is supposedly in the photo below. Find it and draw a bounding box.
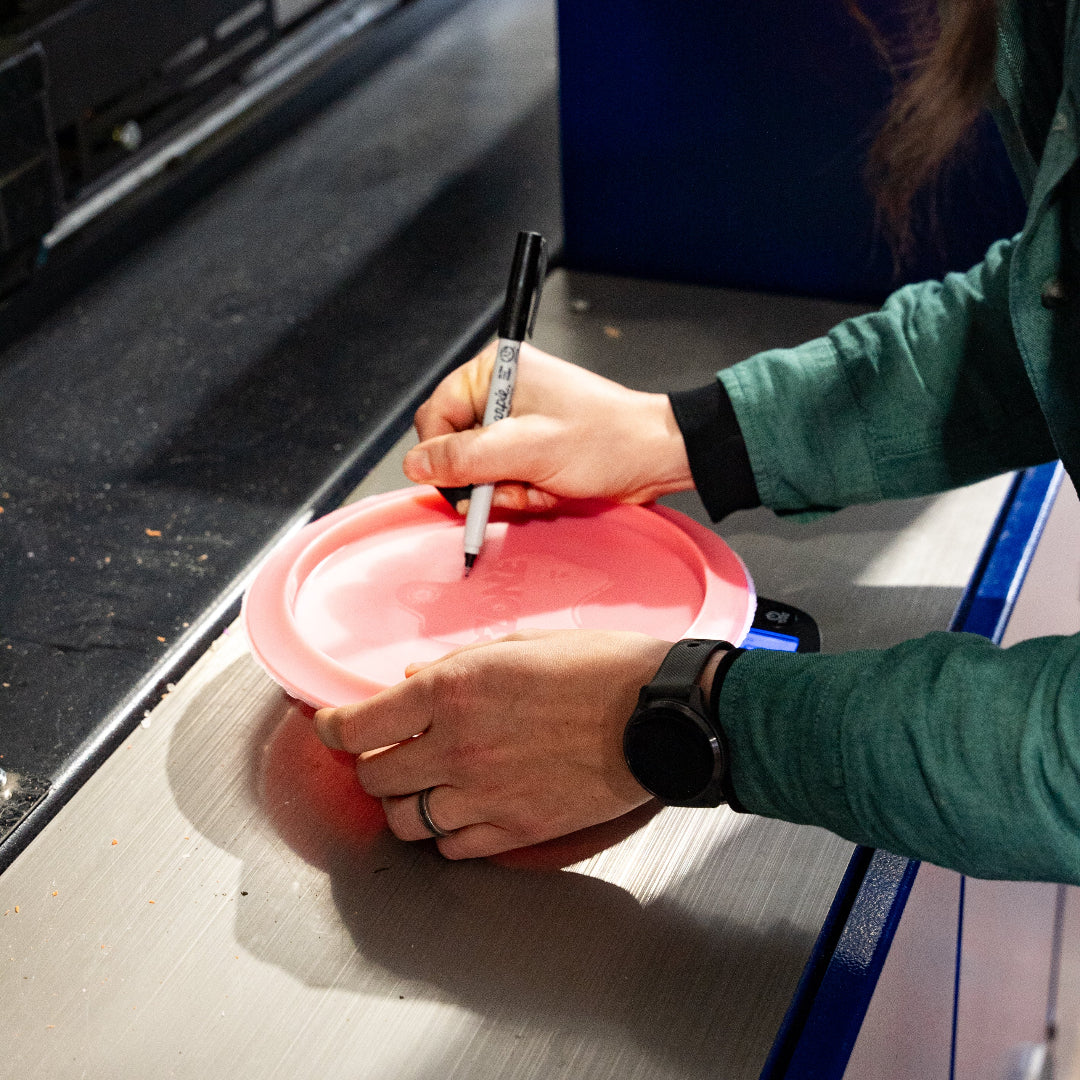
[949,463,1064,642]
[763,461,1063,1079]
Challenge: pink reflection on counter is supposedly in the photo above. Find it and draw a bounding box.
[257,697,662,873]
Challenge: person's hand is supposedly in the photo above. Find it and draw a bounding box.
[313,630,673,858]
[403,342,694,512]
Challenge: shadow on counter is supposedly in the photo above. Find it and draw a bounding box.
[166,653,825,1080]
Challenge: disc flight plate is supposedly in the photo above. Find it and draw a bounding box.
[243,487,756,708]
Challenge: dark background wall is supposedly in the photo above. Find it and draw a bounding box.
[558,0,1027,302]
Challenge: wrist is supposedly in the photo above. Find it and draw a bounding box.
[623,639,744,808]
[634,392,695,499]
[698,647,728,702]
[703,645,746,811]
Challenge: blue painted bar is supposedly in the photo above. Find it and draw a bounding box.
[950,463,1063,643]
[765,850,920,1079]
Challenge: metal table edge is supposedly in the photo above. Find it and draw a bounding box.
[0,298,504,876]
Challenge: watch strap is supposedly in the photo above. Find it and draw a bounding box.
[628,638,746,809]
[647,638,733,698]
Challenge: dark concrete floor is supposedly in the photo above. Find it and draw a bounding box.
[0,0,562,869]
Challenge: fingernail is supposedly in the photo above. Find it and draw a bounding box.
[404,448,431,480]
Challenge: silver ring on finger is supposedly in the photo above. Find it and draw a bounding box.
[417,787,454,838]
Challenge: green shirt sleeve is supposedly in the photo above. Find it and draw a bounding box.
[720,237,1057,515]
[719,632,1080,883]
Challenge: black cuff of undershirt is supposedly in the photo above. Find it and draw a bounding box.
[669,382,761,522]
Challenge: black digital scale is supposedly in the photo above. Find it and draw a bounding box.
[745,597,821,654]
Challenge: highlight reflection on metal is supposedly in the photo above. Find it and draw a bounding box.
[0,771,51,848]
[43,0,401,249]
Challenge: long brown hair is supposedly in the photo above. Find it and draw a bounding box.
[847,0,1001,260]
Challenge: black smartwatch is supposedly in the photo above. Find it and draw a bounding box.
[623,639,743,808]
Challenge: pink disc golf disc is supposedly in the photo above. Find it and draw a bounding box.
[242,486,755,708]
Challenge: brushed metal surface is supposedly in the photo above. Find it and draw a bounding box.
[0,623,853,1080]
[0,265,1016,1079]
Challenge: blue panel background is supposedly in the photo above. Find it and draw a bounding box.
[557,0,1027,301]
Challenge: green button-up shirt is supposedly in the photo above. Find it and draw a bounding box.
[718,0,1080,882]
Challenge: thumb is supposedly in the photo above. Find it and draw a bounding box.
[404,418,554,488]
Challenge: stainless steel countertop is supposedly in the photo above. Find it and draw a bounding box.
[0,269,1014,1078]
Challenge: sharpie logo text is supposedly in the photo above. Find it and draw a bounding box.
[484,341,520,425]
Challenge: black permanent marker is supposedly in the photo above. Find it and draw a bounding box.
[462,230,547,575]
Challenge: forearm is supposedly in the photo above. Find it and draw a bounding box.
[678,238,1058,518]
[716,632,1080,883]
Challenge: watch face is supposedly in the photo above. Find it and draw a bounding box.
[624,701,718,803]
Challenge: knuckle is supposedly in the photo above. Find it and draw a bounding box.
[436,837,466,859]
[385,814,409,842]
[330,713,353,748]
[425,438,449,473]
[474,340,498,368]
[414,437,451,483]
[382,797,415,840]
[437,435,470,475]
[427,661,468,713]
[438,832,484,860]
[327,707,362,751]
[466,351,495,397]
[446,739,493,775]
[353,759,383,796]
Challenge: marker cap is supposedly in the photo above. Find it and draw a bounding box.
[496,231,547,341]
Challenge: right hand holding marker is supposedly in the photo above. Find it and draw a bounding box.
[404,342,695,511]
